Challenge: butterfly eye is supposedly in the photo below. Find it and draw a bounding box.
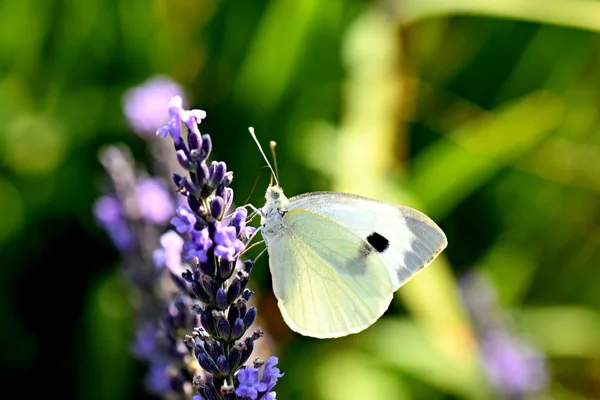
[272,191,280,200]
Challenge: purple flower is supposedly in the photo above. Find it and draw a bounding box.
[153,230,185,275]
[214,224,245,261]
[183,228,212,262]
[261,357,284,392]
[230,207,257,239]
[156,96,206,143]
[265,392,277,400]
[93,195,122,225]
[171,205,197,233]
[136,178,175,224]
[123,76,186,136]
[93,195,133,251]
[235,368,268,400]
[459,272,548,398]
[481,331,547,397]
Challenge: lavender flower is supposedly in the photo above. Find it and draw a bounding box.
[480,331,547,398]
[123,75,187,136]
[460,273,548,399]
[94,145,202,399]
[93,160,175,254]
[235,368,267,399]
[154,96,282,399]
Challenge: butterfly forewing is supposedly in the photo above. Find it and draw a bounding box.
[268,208,395,338]
[286,192,448,290]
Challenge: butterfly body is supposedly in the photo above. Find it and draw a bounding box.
[259,185,447,339]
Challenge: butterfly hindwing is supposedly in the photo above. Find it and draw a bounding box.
[268,208,395,338]
[286,192,448,290]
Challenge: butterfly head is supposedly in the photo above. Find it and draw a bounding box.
[265,185,289,207]
[260,185,289,238]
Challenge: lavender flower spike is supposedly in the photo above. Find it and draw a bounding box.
[156,101,282,399]
[460,272,548,399]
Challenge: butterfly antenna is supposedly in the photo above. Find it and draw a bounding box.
[269,141,281,186]
[249,127,279,187]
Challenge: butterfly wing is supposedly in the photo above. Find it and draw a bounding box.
[286,192,447,290]
[268,208,395,338]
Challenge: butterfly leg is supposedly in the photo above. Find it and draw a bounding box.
[239,239,266,262]
[242,204,264,224]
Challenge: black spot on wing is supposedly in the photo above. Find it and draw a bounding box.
[366,232,389,253]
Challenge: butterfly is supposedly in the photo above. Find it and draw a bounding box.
[249,128,447,339]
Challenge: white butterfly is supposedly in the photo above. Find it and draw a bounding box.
[249,129,447,339]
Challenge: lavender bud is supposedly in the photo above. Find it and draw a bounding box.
[199,255,216,277]
[209,161,227,187]
[216,317,231,341]
[182,177,200,197]
[243,307,257,329]
[243,259,254,273]
[204,338,223,362]
[241,289,254,302]
[216,355,230,376]
[192,280,211,304]
[210,197,224,220]
[172,172,184,188]
[174,136,189,153]
[222,171,233,186]
[200,275,217,304]
[187,194,202,215]
[199,385,221,400]
[209,276,223,305]
[195,345,218,375]
[236,298,247,317]
[184,334,196,348]
[170,271,189,294]
[215,288,228,310]
[197,352,219,376]
[227,303,241,325]
[200,310,217,338]
[226,278,242,305]
[176,149,193,170]
[217,260,235,281]
[239,336,255,366]
[230,318,245,341]
[188,127,201,150]
[201,134,212,159]
[197,162,210,187]
[228,341,245,370]
[215,185,225,198]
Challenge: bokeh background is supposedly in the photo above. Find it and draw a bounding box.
[2,0,600,399]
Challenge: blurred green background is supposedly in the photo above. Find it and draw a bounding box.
[2,0,600,399]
